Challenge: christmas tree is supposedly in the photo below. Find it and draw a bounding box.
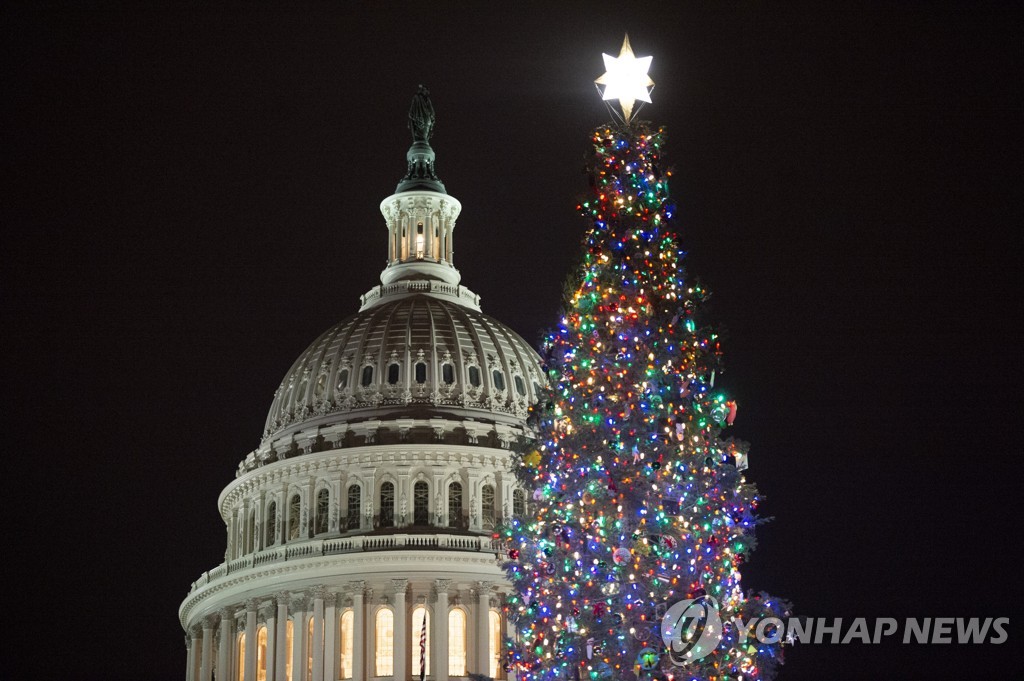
[501,37,788,680]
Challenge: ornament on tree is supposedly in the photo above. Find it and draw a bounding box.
[612,547,632,565]
[523,450,542,468]
[636,647,660,671]
[726,400,738,426]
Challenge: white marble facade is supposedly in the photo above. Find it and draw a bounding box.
[180,96,539,681]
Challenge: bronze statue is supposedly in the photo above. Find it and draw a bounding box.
[408,85,435,143]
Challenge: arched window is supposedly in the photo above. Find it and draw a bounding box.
[361,365,374,387]
[415,361,427,384]
[306,616,314,681]
[387,363,400,385]
[237,632,246,681]
[288,494,301,540]
[315,488,329,535]
[514,375,526,396]
[482,484,496,529]
[412,606,430,678]
[492,370,506,391]
[513,488,525,517]
[266,502,277,546]
[448,482,463,528]
[257,626,268,681]
[416,222,425,258]
[489,610,502,679]
[375,609,394,676]
[346,485,361,530]
[448,609,467,676]
[285,620,294,681]
[468,366,481,387]
[314,373,326,397]
[337,369,349,391]
[442,363,455,385]
[380,481,395,528]
[339,610,354,680]
[413,480,429,526]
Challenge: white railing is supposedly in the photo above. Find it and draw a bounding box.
[189,533,499,594]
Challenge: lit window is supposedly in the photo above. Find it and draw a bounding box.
[361,365,374,387]
[307,617,314,681]
[387,363,400,385]
[237,632,246,681]
[315,489,329,535]
[416,222,425,258]
[285,620,293,681]
[380,482,395,528]
[257,626,268,681]
[415,361,427,384]
[492,370,506,391]
[411,606,431,678]
[346,485,361,530]
[448,482,463,528]
[289,494,301,540]
[513,489,525,517]
[266,502,277,546]
[414,481,429,525]
[314,373,326,397]
[482,484,496,530]
[340,610,354,679]
[375,609,394,676]
[448,609,467,676]
[489,610,502,679]
[442,363,455,385]
[514,375,526,396]
[468,366,481,387]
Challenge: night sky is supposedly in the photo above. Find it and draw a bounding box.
[4,2,1021,679]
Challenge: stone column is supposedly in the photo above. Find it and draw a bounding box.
[244,600,258,681]
[391,579,409,681]
[433,579,451,681]
[218,611,233,681]
[323,592,338,681]
[348,582,366,681]
[312,588,326,681]
[275,594,289,681]
[200,617,215,681]
[185,634,195,681]
[476,582,495,677]
[189,626,203,681]
[261,601,277,681]
[291,595,308,681]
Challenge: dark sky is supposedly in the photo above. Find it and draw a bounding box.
[3,2,1021,679]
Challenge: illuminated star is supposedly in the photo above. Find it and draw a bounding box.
[595,34,654,124]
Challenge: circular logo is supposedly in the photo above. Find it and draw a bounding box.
[660,595,723,663]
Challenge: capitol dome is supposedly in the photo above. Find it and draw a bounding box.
[256,295,543,469]
[181,87,540,681]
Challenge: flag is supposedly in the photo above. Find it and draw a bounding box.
[418,609,428,681]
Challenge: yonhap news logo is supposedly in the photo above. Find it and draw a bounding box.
[659,598,1009,666]
[660,595,724,663]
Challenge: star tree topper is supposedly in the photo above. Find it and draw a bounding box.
[595,34,654,124]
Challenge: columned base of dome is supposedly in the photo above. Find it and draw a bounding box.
[182,547,511,681]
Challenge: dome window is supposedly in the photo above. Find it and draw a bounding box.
[361,365,374,387]
[337,369,349,391]
[380,481,395,528]
[415,361,427,384]
[442,363,455,385]
[413,481,429,525]
[481,484,496,530]
[288,494,301,540]
[514,375,526,396]
[492,370,506,391]
[266,502,277,546]
[416,222,425,259]
[314,373,326,397]
[448,482,463,528]
[346,485,361,530]
[387,363,400,385]
[468,366,481,388]
[315,489,329,535]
